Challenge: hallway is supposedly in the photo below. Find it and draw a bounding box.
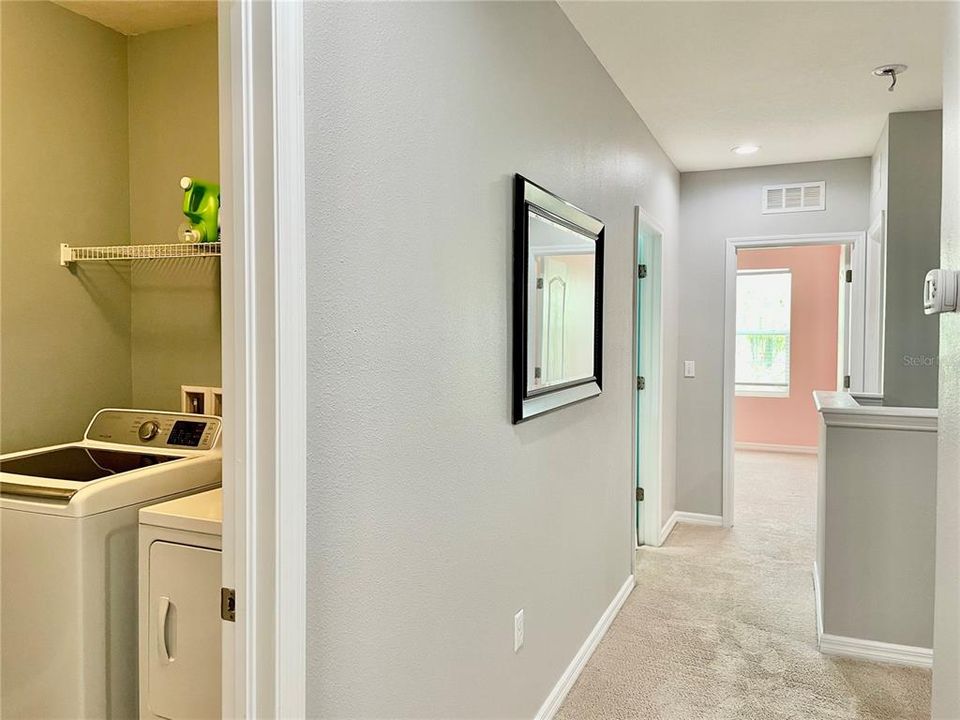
[556,451,931,719]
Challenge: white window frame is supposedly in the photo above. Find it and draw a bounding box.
[219,1,306,716]
[734,268,792,399]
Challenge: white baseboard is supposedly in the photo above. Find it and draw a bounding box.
[673,511,723,527]
[659,512,679,545]
[735,442,818,455]
[818,634,932,668]
[534,574,635,720]
[813,562,931,668]
[658,511,723,545]
[812,562,824,639]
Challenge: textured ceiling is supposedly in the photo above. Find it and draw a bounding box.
[53,0,216,36]
[560,1,945,172]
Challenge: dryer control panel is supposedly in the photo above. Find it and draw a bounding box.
[85,410,222,450]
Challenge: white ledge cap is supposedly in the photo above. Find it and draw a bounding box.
[813,391,937,431]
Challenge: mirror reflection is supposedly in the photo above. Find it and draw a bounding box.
[526,210,597,393]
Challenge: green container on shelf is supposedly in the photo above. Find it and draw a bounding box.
[179,176,220,243]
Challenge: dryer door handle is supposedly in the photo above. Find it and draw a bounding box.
[157,596,173,663]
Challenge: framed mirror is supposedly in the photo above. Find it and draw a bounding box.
[513,175,604,423]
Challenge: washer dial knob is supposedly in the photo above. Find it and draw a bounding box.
[138,420,161,442]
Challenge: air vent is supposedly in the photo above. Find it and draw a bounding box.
[762,181,825,214]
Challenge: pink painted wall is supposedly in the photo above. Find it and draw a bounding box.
[735,245,841,448]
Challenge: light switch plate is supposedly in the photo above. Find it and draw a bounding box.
[683,361,696,378]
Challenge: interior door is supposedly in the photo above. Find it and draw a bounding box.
[148,542,222,720]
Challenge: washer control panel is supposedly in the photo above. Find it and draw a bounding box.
[86,410,222,450]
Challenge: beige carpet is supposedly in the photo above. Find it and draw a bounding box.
[556,451,931,720]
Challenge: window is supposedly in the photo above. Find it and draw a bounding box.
[736,269,791,397]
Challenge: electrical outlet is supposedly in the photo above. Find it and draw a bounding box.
[514,609,524,652]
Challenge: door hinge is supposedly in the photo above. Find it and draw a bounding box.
[845,269,853,283]
[221,587,236,622]
[637,376,645,390]
[638,264,647,279]
[843,374,851,390]
[636,487,644,502]
[534,366,542,380]
[536,277,544,289]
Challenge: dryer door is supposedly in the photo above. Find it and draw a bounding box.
[147,541,221,719]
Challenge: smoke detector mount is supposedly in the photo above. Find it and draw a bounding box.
[873,64,908,92]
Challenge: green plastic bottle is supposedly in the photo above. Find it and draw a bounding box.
[179,176,220,243]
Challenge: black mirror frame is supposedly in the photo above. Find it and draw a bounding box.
[512,174,604,424]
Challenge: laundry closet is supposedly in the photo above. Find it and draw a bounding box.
[0,2,226,717]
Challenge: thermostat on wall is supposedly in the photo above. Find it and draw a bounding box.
[923,269,960,315]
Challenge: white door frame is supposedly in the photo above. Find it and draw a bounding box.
[219,1,306,717]
[722,231,865,528]
[632,207,665,547]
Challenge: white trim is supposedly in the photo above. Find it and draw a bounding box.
[812,562,824,640]
[659,512,679,545]
[657,511,723,544]
[220,0,306,716]
[735,442,818,455]
[735,387,790,399]
[813,391,937,432]
[722,232,866,528]
[632,207,665,549]
[273,1,307,716]
[819,635,933,668]
[673,511,724,527]
[534,575,635,720]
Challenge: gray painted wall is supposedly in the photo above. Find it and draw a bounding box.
[883,111,942,408]
[678,159,870,515]
[933,5,960,716]
[303,3,678,717]
[1,1,132,452]
[817,418,937,648]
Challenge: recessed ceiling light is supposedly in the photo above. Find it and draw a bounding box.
[732,144,760,155]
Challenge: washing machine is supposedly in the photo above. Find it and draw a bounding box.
[0,408,222,719]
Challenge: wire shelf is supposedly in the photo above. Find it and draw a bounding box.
[60,242,222,266]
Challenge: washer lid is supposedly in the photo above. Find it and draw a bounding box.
[0,446,184,482]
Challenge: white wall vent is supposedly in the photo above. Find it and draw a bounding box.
[762,181,826,214]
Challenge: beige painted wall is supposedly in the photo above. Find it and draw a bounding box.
[1,1,132,452]
[128,21,220,411]
[1,5,220,452]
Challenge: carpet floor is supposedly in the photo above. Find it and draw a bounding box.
[555,451,931,720]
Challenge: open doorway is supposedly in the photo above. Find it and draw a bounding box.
[721,232,866,527]
[0,2,304,717]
